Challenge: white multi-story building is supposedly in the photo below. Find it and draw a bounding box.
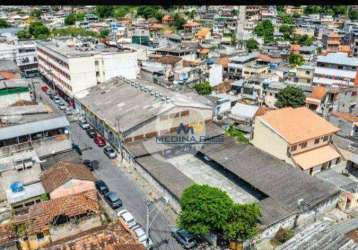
[313,52,358,87]
[37,39,139,98]
[15,41,38,77]
[0,39,38,76]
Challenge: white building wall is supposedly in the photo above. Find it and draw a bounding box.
[209,64,223,87]
[260,215,296,239]
[68,57,97,94]
[0,44,16,60]
[99,51,138,81]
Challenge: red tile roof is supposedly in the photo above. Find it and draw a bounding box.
[46,221,144,250]
[259,107,340,144]
[309,86,327,100]
[41,161,96,193]
[0,71,16,80]
[0,224,16,246]
[15,191,99,234]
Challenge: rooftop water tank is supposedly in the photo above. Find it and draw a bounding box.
[10,182,24,193]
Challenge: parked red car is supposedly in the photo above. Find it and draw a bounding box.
[41,85,49,93]
[94,135,106,147]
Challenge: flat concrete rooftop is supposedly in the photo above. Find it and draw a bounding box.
[167,154,258,204]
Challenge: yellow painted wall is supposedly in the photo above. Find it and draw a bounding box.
[251,118,293,164]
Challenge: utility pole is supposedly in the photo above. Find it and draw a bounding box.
[145,197,169,247]
[146,200,150,246]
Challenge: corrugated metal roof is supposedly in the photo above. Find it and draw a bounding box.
[317,53,358,67]
[314,67,356,79]
[0,116,69,141]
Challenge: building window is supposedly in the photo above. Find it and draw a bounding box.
[300,142,307,148]
[291,145,297,151]
[323,135,329,142]
[36,233,44,240]
[336,158,340,164]
[314,138,320,144]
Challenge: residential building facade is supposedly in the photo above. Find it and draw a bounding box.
[252,107,341,175]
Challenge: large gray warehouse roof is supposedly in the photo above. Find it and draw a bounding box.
[135,154,194,200]
[199,137,339,212]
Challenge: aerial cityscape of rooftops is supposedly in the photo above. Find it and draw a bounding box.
[0,4,358,250]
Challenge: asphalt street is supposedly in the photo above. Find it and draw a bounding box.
[34,78,184,250]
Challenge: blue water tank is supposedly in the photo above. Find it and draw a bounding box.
[269,63,278,69]
[207,59,214,65]
[10,182,24,193]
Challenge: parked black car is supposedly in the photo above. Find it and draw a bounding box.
[83,160,99,171]
[171,228,197,249]
[104,191,123,209]
[86,128,96,138]
[95,180,109,195]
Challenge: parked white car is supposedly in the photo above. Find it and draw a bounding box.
[132,224,153,248]
[59,102,66,110]
[54,96,61,104]
[117,209,136,229]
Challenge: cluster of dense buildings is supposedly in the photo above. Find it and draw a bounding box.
[0,4,358,250]
[0,59,144,250]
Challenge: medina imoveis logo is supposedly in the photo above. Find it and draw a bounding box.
[175,123,194,135]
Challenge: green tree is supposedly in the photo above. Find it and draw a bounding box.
[100,28,110,38]
[137,6,163,20]
[178,184,261,241]
[75,12,85,21]
[96,5,114,18]
[52,27,98,38]
[274,228,294,244]
[276,6,284,12]
[187,10,197,19]
[349,8,358,20]
[304,5,348,17]
[173,13,186,30]
[223,203,261,241]
[64,13,76,25]
[193,81,213,95]
[230,31,237,46]
[275,86,306,108]
[28,22,50,39]
[225,125,249,143]
[245,38,258,51]
[16,29,31,40]
[279,24,294,41]
[178,184,234,234]
[254,20,274,44]
[30,9,42,18]
[113,6,130,18]
[288,53,304,66]
[280,13,294,24]
[0,19,10,28]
